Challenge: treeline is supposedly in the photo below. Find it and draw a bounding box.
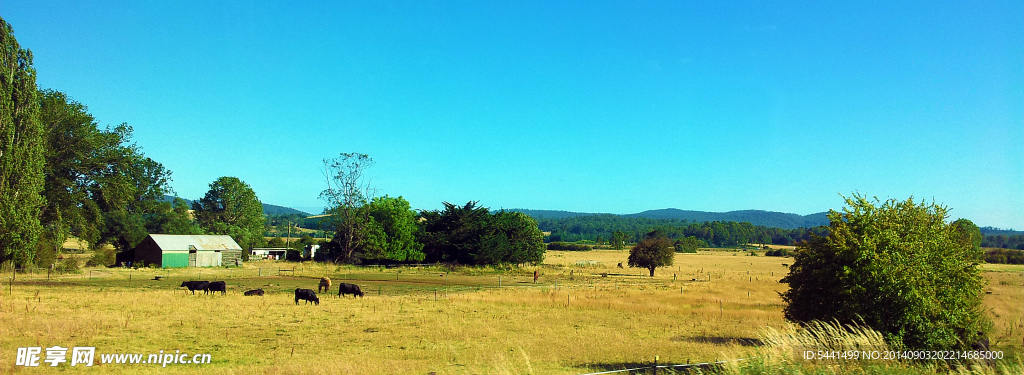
[981,235,1024,250]
[537,214,828,247]
[0,17,186,269]
[0,18,275,268]
[313,154,546,267]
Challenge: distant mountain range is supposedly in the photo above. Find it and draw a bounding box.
[509,208,830,229]
[162,196,312,216]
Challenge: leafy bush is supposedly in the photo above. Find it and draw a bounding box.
[781,194,990,351]
[765,249,791,257]
[546,242,592,251]
[55,257,81,273]
[86,246,117,267]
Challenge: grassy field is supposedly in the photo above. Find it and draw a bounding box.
[0,250,1021,374]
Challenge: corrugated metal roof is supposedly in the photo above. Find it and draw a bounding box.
[147,234,243,251]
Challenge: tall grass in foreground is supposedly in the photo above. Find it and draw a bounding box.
[708,321,1024,375]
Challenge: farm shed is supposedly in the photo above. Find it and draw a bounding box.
[251,248,288,260]
[134,235,243,268]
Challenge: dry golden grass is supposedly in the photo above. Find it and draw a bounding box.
[0,252,1019,374]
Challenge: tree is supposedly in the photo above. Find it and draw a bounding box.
[320,153,374,262]
[627,234,674,277]
[193,177,266,252]
[93,146,173,253]
[145,198,204,235]
[781,194,990,351]
[479,211,545,265]
[362,196,425,262]
[418,201,490,264]
[610,230,627,250]
[673,236,706,253]
[0,17,45,267]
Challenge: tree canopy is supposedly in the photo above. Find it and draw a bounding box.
[193,177,266,252]
[418,202,544,265]
[781,194,990,351]
[362,196,425,262]
[627,232,674,277]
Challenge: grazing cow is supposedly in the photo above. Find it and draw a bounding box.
[243,289,265,296]
[180,281,210,295]
[295,288,319,305]
[205,281,227,295]
[338,283,364,298]
[617,262,624,268]
[318,277,332,293]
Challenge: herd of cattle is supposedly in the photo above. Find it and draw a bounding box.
[178,277,362,306]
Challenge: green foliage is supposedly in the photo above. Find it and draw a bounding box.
[546,242,592,251]
[86,246,116,267]
[765,248,791,257]
[537,214,828,248]
[781,194,990,351]
[610,230,627,250]
[193,177,267,250]
[0,17,45,267]
[361,196,425,262]
[145,198,204,235]
[36,89,174,255]
[627,234,674,277]
[984,248,1024,264]
[673,236,706,253]
[418,202,544,265]
[267,237,285,247]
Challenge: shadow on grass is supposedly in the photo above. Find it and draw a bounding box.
[672,336,764,347]
[581,361,722,374]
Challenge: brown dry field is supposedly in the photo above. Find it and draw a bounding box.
[0,250,1020,374]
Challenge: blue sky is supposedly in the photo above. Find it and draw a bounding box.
[3,1,1022,229]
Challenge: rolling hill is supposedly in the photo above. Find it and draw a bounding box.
[162,195,312,217]
[509,208,829,229]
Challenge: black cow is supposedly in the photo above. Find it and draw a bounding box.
[338,283,364,298]
[295,288,319,305]
[244,289,265,296]
[205,281,226,295]
[180,281,210,295]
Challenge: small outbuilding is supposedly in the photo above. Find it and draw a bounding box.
[134,234,243,268]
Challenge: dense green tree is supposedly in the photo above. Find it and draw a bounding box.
[37,90,108,252]
[0,17,45,267]
[193,177,266,252]
[417,202,544,265]
[92,145,173,253]
[950,218,982,255]
[610,230,627,250]
[145,198,203,235]
[362,196,425,262]
[781,194,990,351]
[673,236,706,253]
[627,234,674,277]
[418,201,490,264]
[478,211,545,265]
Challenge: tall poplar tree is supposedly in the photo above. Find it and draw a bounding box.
[0,17,45,267]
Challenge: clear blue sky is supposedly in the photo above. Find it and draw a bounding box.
[3,1,1022,229]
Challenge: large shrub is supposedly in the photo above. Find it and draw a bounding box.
[781,194,989,351]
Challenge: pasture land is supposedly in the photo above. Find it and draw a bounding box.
[0,251,1021,374]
